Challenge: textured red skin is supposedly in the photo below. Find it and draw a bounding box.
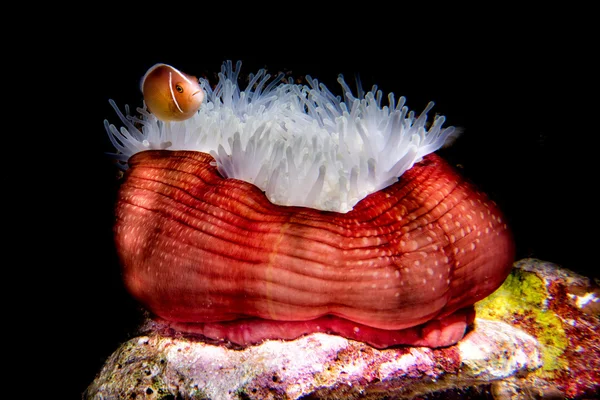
[115,150,515,348]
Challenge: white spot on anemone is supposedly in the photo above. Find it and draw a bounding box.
[105,60,458,213]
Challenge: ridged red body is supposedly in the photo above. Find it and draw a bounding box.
[115,150,514,348]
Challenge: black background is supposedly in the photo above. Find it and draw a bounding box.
[50,17,595,398]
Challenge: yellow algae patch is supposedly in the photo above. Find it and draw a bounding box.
[475,268,568,376]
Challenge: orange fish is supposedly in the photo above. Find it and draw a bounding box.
[141,63,204,121]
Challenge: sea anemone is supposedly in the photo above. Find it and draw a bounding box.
[104,61,514,349]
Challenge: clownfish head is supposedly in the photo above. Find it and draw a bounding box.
[140,63,204,122]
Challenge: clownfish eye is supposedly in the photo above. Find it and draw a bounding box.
[176,84,184,93]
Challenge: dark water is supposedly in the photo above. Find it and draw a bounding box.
[57,29,594,399]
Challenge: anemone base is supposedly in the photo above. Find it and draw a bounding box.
[151,307,475,349]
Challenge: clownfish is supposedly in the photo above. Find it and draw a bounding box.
[140,63,204,122]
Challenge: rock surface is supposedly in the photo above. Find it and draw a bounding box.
[84,319,540,399]
[476,258,600,399]
[84,259,599,399]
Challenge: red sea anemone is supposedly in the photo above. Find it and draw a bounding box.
[105,61,514,349]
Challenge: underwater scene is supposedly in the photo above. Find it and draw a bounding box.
[73,38,597,399]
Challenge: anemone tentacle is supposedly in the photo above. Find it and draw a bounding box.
[105,61,457,213]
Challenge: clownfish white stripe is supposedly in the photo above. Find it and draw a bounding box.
[168,71,184,114]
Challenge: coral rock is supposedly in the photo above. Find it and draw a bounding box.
[85,318,539,399]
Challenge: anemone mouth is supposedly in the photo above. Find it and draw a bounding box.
[105,60,458,213]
